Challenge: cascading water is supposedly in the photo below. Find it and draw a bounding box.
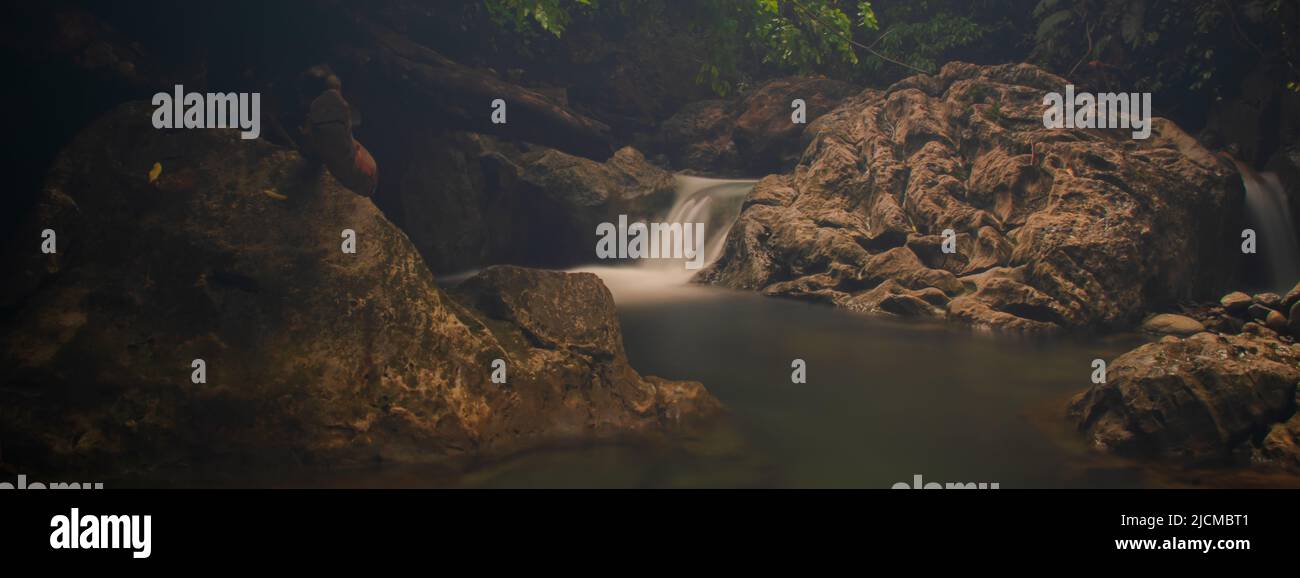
[574,175,756,301]
[1235,160,1300,289]
[651,175,758,270]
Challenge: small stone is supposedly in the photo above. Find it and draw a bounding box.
[1242,321,1278,338]
[1209,314,1246,334]
[1141,313,1205,337]
[1253,292,1282,308]
[1220,291,1252,314]
[1284,282,1300,311]
[1248,303,1275,320]
[1266,309,1288,332]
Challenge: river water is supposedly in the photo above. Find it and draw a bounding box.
[245,263,1148,488]
[426,177,1154,487]
[444,175,1296,488]
[158,177,1298,488]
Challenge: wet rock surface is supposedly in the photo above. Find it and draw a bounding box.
[700,63,1243,335]
[0,103,719,476]
[1068,331,1300,469]
[1069,284,1300,471]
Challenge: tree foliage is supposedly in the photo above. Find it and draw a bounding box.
[479,0,1012,94]
[1030,0,1300,99]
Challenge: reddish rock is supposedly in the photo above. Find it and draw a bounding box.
[1220,291,1253,315]
[304,89,377,197]
[1266,309,1288,332]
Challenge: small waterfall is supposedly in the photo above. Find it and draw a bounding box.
[644,175,757,271]
[573,175,756,302]
[1236,161,1300,289]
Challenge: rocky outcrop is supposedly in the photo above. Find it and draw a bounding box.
[1068,284,1300,471]
[451,266,720,426]
[0,102,719,476]
[700,63,1244,334]
[1067,331,1300,468]
[398,132,675,273]
[658,76,858,175]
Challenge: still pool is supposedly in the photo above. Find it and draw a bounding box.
[442,266,1148,488]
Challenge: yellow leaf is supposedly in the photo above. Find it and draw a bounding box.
[148,162,162,184]
[263,188,289,201]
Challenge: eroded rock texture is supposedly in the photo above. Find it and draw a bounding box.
[699,63,1244,334]
[1069,285,1300,471]
[1068,331,1300,469]
[0,103,719,476]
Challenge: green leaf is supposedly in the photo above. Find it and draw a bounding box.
[1036,9,1074,42]
[857,1,879,31]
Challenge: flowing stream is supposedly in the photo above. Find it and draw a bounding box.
[1236,160,1300,290]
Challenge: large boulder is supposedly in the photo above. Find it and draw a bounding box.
[660,100,740,175]
[397,132,675,273]
[396,132,525,274]
[0,102,719,476]
[1067,331,1300,468]
[700,63,1244,334]
[731,76,860,173]
[657,76,858,175]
